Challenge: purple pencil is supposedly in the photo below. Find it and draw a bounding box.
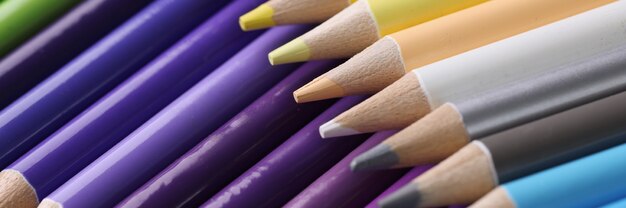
[117,60,338,208]
[0,0,152,109]
[0,0,263,206]
[285,131,408,208]
[0,0,230,170]
[38,26,307,208]
[202,96,369,208]
[365,166,433,208]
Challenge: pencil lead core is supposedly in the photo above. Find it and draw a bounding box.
[38,199,63,208]
[351,143,399,171]
[268,38,310,65]
[294,77,345,103]
[319,119,360,138]
[379,183,421,208]
[239,3,275,31]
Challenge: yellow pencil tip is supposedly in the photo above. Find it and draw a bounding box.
[294,77,345,103]
[268,38,311,65]
[239,4,275,31]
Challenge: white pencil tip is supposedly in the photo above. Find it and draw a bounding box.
[319,120,360,138]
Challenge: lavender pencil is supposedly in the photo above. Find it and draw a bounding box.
[202,96,369,208]
[0,0,263,206]
[118,60,338,208]
[285,131,407,208]
[0,0,229,169]
[38,26,307,208]
[0,0,152,109]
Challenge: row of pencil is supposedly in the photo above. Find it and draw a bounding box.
[239,0,626,207]
[0,0,624,208]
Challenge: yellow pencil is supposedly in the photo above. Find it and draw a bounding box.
[268,0,486,65]
[239,0,355,31]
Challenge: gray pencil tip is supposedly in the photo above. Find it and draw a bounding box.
[351,144,399,172]
[379,184,421,208]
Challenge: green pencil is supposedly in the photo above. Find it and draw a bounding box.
[0,0,81,57]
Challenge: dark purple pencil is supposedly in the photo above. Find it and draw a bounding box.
[117,60,339,208]
[285,131,408,208]
[0,0,263,205]
[201,96,369,208]
[0,0,153,109]
[0,0,229,169]
[39,26,307,208]
[365,165,432,208]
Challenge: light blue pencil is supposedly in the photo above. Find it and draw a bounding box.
[472,142,626,208]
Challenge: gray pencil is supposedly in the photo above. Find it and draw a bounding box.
[378,90,626,207]
[352,44,626,171]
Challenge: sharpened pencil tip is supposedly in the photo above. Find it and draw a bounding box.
[39,199,63,208]
[319,119,360,138]
[268,38,310,65]
[294,77,345,103]
[351,144,399,171]
[379,183,421,208]
[0,170,38,208]
[239,3,275,31]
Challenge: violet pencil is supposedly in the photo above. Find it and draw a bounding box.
[0,0,263,206]
[0,0,228,169]
[202,96,368,208]
[118,60,338,208]
[39,26,307,208]
[285,130,407,208]
[0,0,153,109]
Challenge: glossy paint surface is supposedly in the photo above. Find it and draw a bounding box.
[44,26,307,208]
[9,0,261,199]
[285,130,407,208]
[118,61,338,208]
[202,96,369,208]
[0,0,228,169]
[0,0,153,109]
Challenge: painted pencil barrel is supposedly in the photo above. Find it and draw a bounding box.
[202,96,368,208]
[285,131,407,208]
[0,0,228,169]
[366,0,486,36]
[5,0,262,200]
[0,0,81,57]
[481,91,626,182]
[417,1,626,108]
[498,142,626,208]
[602,198,626,208]
[459,44,626,139]
[41,26,307,208]
[0,0,153,109]
[117,61,337,207]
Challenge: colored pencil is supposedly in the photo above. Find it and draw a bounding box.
[267,0,486,65]
[472,142,626,208]
[239,0,354,31]
[201,97,368,208]
[379,92,626,207]
[319,1,626,138]
[37,26,307,208]
[117,61,337,208]
[293,0,612,103]
[351,44,626,171]
[364,166,432,208]
[0,0,263,206]
[0,0,228,169]
[284,131,407,208]
[603,198,626,208]
[0,0,153,109]
[0,0,81,57]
